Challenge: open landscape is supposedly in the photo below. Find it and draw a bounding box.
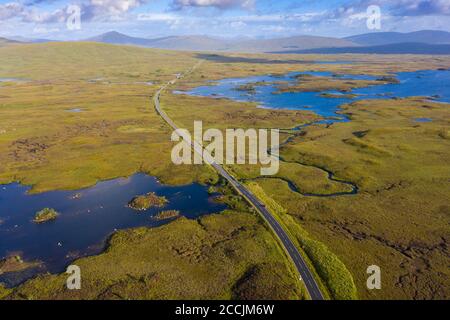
[0,0,449,304]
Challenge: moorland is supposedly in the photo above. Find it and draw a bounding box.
[0,42,449,300]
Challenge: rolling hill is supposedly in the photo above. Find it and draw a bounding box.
[85,31,356,53]
[146,35,233,51]
[0,37,21,47]
[228,35,356,53]
[86,31,152,46]
[5,29,450,54]
[6,36,55,43]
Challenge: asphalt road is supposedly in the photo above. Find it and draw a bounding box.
[152,65,325,301]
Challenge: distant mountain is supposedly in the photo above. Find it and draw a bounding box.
[230,35,356,53]
[86,31,152,46]
[145,35,232,51]
[6,36,54,43]
[274,42,450,55]
[85,32,356,53]
[345,30,450,46]
[0,37,21,47]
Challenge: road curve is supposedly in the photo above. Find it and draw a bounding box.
[152,65,325,301]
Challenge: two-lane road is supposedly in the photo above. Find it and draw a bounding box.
[152,66,325,300]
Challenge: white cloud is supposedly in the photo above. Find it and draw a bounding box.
[172,0,254,10]
[228,12,327,23]
[137,12,179,21]
[389,0,450,16]
[33,26,60,34]
[0,2,24,20]
[23,7,66,23]
[83,0,147,20]
[0,2,67,23]
[260,25,295,33]
[229,20,246,28]
[0,0,147,23]
[335,0,450,18]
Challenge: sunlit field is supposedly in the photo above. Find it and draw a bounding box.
[0,41,449,300]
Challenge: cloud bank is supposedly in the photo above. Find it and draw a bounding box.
[171,0,254,10]
[0,0,147,23]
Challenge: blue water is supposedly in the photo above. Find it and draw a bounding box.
[313,61,357,65]
[0,78,27,83]
[0,173,226,285]
[179,69,450,120]
[352,70,450,102]
[413,118,433,122]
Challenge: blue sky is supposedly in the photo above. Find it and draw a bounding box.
[1,0,449,39]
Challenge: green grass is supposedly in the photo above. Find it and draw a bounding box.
[153,210,181,221]
[0,255,40,275]
[255,98,450,299]
[1,42,449,299]
[0,42,198,82]
[0,42,220,193]
[245,182,357,300]
[281,214,357,300]
[128,192,168,211]
[0,284,11,299]
[229,161,355,196]
[277,74,387,93]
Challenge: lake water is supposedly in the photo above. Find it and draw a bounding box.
[0,173,226,285]
[66,108,83,113]
[179,69,450,120]
[0,78,27,83]
[413,118,433,123]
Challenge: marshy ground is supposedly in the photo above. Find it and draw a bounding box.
[0,42,449,299]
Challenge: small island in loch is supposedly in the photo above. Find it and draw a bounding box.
[0,255,39,274]
[153,210,181,221]
[128,192,168,211]
[33,208,59,223]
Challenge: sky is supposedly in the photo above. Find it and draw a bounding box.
[0,0,449,40]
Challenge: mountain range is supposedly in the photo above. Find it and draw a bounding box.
[0,37,20,47]
[85,30,450,54]
[5,36,55,43]
[344,30,450,46]
[86,31,357,53]
[2,30,450,54]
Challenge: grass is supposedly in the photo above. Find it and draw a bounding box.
[232,262,305,300]
[280,214,358,300]
[0,42,222,194]
[0,42,198,82]
[277,73,387,93]
[0,285,11,299]
[153,210,181,221]
[1,42,449,299]
[229,161,355,196]
[161,91,321,132]
[0,255,40,274]
[245,181,357,300]
[254,97,450,299]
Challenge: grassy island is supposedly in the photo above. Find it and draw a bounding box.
[235,84,257,94]
[128,192,168,211]
[153,210,181,221]
[33,208,59,223]
[0,255,40,275]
